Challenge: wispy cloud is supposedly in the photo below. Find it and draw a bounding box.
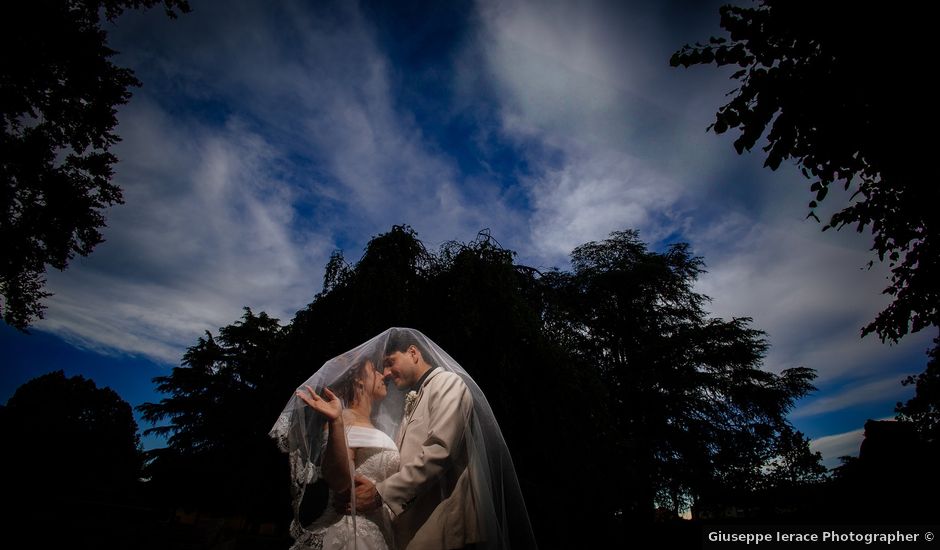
[693,210,934,371]
[40,99,327,363]
[469,0,755,266]
[793,377,911,420]
[810,426,865,469]
[135,0,529,246]
[808,416,899,469]
[523,148,684,260]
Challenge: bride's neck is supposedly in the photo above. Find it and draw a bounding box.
[344,399,373,427]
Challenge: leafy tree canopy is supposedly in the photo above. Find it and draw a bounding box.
[1,0,190,330]
[541,230,820,517]
[1,370,142,498]
[671,0,939,342]
[137,307,289,517]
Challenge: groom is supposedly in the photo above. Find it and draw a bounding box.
[352,329,479,550]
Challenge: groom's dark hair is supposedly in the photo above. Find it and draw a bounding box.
[384,328,435,368]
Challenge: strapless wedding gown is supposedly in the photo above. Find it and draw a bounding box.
[290,426,401,550]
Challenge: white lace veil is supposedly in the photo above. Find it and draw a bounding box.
[269,327,537,549]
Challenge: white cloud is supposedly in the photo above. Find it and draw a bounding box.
[39,99,329,363]
[692,206,935,386]
[793,376,912,420]
[810,427,865,469]
[808,416,898,469]
[524,148,684,260]
[130,0,526,248]
[475,0,666,143]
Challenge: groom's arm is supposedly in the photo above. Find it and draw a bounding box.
[376,372,473,516]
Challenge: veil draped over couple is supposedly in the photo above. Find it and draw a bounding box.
[270,328,537,550]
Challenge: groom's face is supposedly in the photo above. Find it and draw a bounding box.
[383,347,418,388]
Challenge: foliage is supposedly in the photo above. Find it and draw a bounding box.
[139,226,825,542]
[0,0,190,330]
[137,307,289,517]
[286,225,435,365]
[424,230,609,540]
[671,0,939,342]
[761,425,828,488]
[827,419,938,522]
[539,230,820,518]
[896,335,940,446]
[0,370,142,499]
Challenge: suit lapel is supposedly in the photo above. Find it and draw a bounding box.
[396,369,443,448]
[395,412,408,447]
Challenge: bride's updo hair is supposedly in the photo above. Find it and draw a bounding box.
[329,358,374,406]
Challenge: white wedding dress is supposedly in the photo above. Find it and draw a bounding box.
[290,426,401,550]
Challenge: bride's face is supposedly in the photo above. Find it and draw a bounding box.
[362,361,388,402]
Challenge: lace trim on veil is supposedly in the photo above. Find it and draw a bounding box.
[270,412,291,452]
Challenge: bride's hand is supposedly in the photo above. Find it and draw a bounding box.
[295,385,342,421]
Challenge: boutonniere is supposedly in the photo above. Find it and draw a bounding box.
[404,390,418,416]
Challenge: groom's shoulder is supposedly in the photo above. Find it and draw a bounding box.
[426,369,466,391]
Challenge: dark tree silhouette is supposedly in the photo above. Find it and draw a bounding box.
[828,419,937,523]
[671,0,939,343]
[0,0,190,330]
[0,370,143,529]
[743,425,829,520]
[422,230,612,545]
[540,230,820,520]
[137,308,289,521]
[896,335,940,446]
[280,225,438,385]
[762,425,827,488]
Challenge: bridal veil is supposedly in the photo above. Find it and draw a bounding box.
[270,327,537,549]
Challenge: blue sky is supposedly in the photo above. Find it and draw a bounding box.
[1,0,934,467]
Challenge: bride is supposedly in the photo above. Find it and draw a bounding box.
[279,356,400,550]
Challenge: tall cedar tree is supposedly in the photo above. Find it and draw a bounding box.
[540,230,819,520]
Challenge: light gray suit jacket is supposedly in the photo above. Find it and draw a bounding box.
[376,369,480,550]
